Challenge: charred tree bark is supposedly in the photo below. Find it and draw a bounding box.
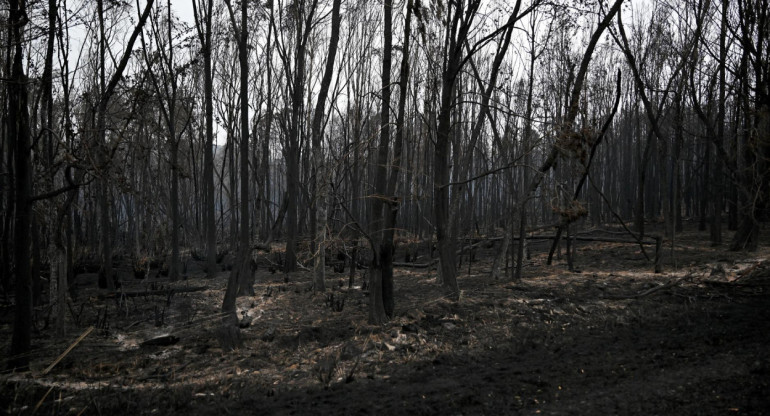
[369,0,395,324]
[284,1,318,273]
[8,0,32,372]
[711,0,729,246]
[516,11,536,280]
[222,0,253,307]
[311,0,342,292]
[94,0,154,290]
[193,0,217,278]
[260,9,275,242]
[96,0,115,291]
[380,0,413,318]
[140,0,183,281]
[434,1,477,299]
[218,0,250,351]
[729,0,769,251]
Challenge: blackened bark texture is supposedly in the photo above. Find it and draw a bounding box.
[234,0,253,297]
[260,9,274,241]
[730,0,769,251]
[193,0,217,278]
[711,0,728,245]
[434,1,478,299]
[380,0,413,318]
[8,0,32,372]
[285,1,318,273]
[369,0,395,324]
[168,0,181,281]
[140,1,182,281]
[221,0,252,313]
[43,0,68,336]
[434,0,534,295]
[218,0,248,351]
[516,11,535,280]
[96,0,114,291]
[95,0,155,290]
[311,0,342,292]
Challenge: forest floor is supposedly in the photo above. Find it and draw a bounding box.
[2,225,770,415]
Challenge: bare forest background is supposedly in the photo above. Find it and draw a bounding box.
[1,0,769,374]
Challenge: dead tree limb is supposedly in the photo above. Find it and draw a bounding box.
[547,70,623,264]
[588,174,652,260]
[41,326,94,375]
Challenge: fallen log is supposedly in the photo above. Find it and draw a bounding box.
[571,236,657,245]
[98,285,209,299]
[394,237,496,268]
[141,334,180,347]
[394,234,658,269]
[393,259,437,269]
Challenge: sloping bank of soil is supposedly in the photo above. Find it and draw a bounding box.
[2,231,769,415]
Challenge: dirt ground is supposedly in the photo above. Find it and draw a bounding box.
[2,225,770,415]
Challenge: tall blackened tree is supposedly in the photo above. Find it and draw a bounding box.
[730,0,770,251]
[433,0,534,298]
[140,0,189,281]
[368,0,397,323]
[8,0,33,372]
[95,0,155,289]
[311,0,342,292]
[280,0,319,273]
[192,0,218,278]
[220,0,250,351]
[378,0,414,318]
[521,0,625,250]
